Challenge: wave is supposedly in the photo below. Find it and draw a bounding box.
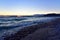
[0,17,59,40]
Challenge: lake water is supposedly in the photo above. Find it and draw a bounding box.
[0,16,59,40]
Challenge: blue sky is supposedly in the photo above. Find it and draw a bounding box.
[0,0,60,15]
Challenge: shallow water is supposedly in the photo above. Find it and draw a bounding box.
[0,16,59,40]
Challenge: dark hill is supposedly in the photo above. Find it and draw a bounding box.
[44,13,60,17]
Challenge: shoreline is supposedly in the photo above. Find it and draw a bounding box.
[4,18,60,40]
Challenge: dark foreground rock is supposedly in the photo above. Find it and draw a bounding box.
[4,18,60,40]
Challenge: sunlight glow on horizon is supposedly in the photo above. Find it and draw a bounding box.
[0,10,60,16]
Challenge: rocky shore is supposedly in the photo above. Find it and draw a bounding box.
[4,18,60,40]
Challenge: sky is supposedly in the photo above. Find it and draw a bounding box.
[0,0,60,15]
